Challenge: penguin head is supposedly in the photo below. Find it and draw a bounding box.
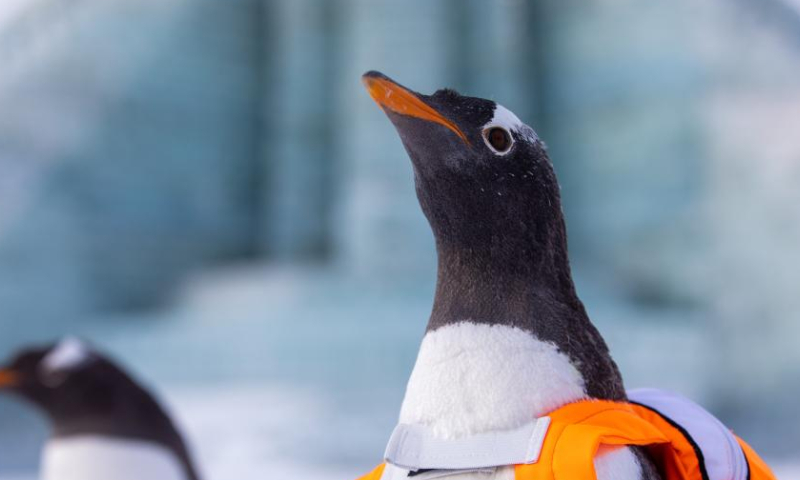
[363,71,567,276]
[0,338,125,420]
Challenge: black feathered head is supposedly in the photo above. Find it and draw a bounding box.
[362,71,569,286]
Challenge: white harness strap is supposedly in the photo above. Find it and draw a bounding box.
[378,389,752,480]
[383,417,551,473]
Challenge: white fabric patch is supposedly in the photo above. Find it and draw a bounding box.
[41,337,91,374]
[41,437,187,480]
[399,322,586,439]
[483,104,539,144]
[384,417,551,471]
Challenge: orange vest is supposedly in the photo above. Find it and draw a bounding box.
[357,390,776,480]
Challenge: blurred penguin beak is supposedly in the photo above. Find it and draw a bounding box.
[0,369,18,388]
[362,71,469,145]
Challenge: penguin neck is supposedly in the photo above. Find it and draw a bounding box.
[403,237,626,437]
[428,238,582,333]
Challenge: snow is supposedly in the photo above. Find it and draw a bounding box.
[165,384,360,480]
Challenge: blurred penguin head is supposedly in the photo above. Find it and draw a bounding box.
[0,337,122,419]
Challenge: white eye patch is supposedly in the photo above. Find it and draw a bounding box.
[482,104,539,146]
[40,337,92,383]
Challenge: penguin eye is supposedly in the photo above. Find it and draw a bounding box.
[484,127,513,154]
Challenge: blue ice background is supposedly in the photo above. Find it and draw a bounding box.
[1,0,800,478]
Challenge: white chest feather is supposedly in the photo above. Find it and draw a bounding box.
[41,437,187,480]
[399,322,586,438]
[397,322,642,480]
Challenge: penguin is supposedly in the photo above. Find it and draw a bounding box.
[360,71,662,480]
[0,338,200,480]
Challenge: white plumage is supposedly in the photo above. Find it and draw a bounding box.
[397,322,642,480]
[41,437,187,480]
[40,338,91,376]
[482,104,540,145]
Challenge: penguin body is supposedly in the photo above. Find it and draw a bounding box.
[361,72,659,480]
[0,338,200,480]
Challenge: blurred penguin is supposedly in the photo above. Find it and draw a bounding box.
[0,338,200,480]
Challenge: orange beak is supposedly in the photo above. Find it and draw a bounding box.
[362,73,470,145]
[0,369,17,388]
